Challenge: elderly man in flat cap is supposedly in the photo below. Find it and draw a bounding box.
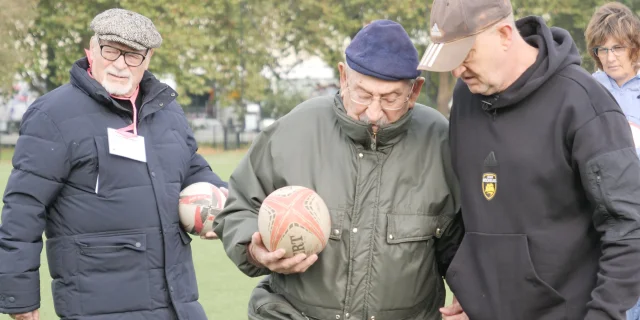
[213,19,463,320]
[0,8,226,320]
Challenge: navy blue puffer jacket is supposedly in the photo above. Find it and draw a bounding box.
[0,57,226,319]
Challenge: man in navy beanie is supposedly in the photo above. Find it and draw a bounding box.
[214,19,464,320]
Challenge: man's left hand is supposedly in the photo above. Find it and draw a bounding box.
[201,231,218,240]
[440,296,468,320]
[200,186,228,240]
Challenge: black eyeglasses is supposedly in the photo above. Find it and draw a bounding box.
[99,44,148,67]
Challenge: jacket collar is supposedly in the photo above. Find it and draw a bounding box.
[69,57,178,119]
[609,74,640,91]
[332,92,412,151]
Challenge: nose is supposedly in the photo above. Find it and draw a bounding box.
[365,100,384,124]
[605,50,618,62]
[452,65,466,78]
[113,55,128,69]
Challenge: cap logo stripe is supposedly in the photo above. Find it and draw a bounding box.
[420,43,437,66]
[427,43,443,67]
[431,23,442,37]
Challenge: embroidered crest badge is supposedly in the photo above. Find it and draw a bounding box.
[482,172,497,201]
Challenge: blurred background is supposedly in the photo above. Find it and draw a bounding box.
[0,0,638,149]
[0,1,639,318]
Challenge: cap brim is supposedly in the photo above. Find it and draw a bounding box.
[417,36,476,72]
[97,34,147,51]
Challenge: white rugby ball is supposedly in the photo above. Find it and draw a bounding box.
[179,182,227,236]
[258,186,331,258]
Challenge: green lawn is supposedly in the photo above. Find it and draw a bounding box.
[0,148,451,319]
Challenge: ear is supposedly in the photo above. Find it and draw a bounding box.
[338,62,347,91]
[496,23,514,50]
[87,38,98,67]
[84,48,93,67]
[143,49,154,70]
[407,77,426,109]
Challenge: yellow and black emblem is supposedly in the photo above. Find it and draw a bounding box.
[482,172,497,201]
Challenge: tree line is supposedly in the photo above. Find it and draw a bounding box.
[1,0,638,118]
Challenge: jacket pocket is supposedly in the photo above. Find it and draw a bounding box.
[65,137,99,196]
[75,232,151,315]
[379,214,443,311]
[386,214,438,243]
[587,153,640,240]
[446,233,566,320]
[167,226,198,303]
[178,226,193,245]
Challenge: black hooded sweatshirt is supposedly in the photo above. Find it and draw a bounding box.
[446,16,640,320]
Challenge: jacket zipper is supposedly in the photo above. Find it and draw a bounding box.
[481,100,497,121]
[593,167,610,211]
[371,132,377,151]
[481,95,500,121]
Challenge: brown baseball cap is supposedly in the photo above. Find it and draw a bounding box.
[418,0,513,72]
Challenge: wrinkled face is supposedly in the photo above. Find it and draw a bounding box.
[338,63,424,132]
[597,37,637,86]
[451,28,508,96]
[89,39,152,97]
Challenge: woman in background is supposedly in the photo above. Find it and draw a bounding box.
[586,3,640,319]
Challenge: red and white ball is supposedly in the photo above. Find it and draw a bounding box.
[258,186,331,258]
[179,182,227,236]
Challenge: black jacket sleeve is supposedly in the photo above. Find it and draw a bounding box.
[436,125,463,277]
[572,110,640,319]
[436,210,464,277]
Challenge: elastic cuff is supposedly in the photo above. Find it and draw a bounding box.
[0,302,40,315]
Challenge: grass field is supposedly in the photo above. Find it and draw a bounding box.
[0,147,451,319]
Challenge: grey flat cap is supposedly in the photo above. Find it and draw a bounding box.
[90,8,162,51]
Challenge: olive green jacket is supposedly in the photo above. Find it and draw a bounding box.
[214,93,462,320]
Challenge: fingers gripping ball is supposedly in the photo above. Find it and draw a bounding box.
[258,186,331,258]
[179,182,227,236]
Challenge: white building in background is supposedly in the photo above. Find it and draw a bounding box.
[261,51,338,98]
[215,51,338,136]
[244,102,260,132]
[190,52,339,144]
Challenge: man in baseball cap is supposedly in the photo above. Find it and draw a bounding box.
[0,8,226,320]
[421,1,640,320]
[418,0,512,73]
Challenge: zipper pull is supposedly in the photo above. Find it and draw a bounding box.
[594,167,602,184]
[481,100,492,111]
